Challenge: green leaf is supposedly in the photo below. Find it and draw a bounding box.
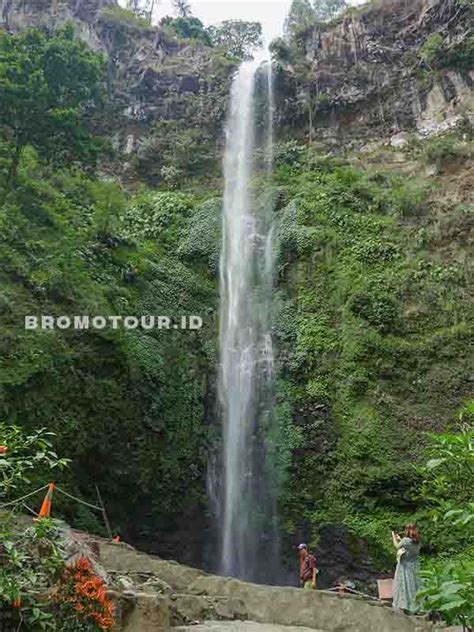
[438,599,467,611]
[426,458,446,469]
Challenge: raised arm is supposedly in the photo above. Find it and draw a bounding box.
[391,531,401,549]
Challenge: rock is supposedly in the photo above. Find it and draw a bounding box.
[171,594,215,624]
[121,593,171,632]
[115,575,136,591]
[98,540,435,632]
[390,132,410,148]
[54,521,110,583]
[175,623,324,631]
[214,598,248,621]
[276,0,472,148]
[141,576,174,594]
[0,0,236,183]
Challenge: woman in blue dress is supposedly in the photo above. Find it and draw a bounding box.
[391,524,421,613]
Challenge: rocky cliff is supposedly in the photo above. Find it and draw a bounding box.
[275,0,473,148]
[3,0,470,166]
[0,0,234,179]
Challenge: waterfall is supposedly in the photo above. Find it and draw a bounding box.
[216,53,278,583]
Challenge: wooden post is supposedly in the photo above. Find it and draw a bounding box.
[95,485,113,540]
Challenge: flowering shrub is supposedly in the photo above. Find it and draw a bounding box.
[52,558,114,631]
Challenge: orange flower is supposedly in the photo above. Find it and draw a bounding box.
[0,445,7,454]
[55,558,115,629]
[76,558,92,572]
[12,598,20,609]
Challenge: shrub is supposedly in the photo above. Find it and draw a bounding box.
[159,16,212,45]
[419,33,444,65]
[0,424,69,498]
[52,558,114,630]
[349,287,400,334]
[100,5,150,29]
[133,123,216,184]
[177,197,221,272]
[416,404,474,627]
[419,31,474,71]
[122,191,193,245]
[417,135,470,171]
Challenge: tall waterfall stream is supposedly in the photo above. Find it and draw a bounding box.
[215,54,279,583]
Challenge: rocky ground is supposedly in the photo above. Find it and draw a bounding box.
[175,623,323,631]
[92,536,441,632]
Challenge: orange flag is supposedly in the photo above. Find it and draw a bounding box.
[38,483,55,518]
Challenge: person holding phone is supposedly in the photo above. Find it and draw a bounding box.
[391,524,421,613]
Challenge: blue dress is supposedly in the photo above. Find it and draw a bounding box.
[393,536,421,612]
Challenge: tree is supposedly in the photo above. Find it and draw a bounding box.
[208,20,263,59]
[172,0,192,18]
[313,0,347,21]
[160,15,212,45]
[0,423,69,499]
[284,0,347,36]
[127,0,158,22]
[284,0,315,37]
[0,26,104,203]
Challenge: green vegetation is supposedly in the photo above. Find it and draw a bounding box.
[101,4,151,28]
[419,31,474,71]
[160,16,212,45]
[0,152,218,542]
[0,26,218,548]
[0,425,114,630]
[133,120,218,186]
[0,25,105,203]
[0,9,473,622]
[208,20,263,59]
[0,424,69,498]
[284,0,347,38]
[271,144,473,572]
[417,407,474,627]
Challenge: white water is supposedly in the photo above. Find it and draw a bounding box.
[217,54,277,581]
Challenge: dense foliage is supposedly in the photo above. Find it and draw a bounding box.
[0,27,218,555]
[160,15,212,45]
[208,20,263,59]
[417,407,474,628]
[0,151,218,549]
[285,0,347,36]
[0,425,114,630]
[52,558,115,630]
[0,25,105,202]
[270,143,472,573]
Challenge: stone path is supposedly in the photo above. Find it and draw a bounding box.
[97,540,437,631]
[175,623,323,632]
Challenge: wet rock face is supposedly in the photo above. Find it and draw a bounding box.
[314,525,379,590]
[277,0,473,145]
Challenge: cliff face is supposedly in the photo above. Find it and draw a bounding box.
[1,0,114,48]
[276,0,473,147]
[1,0,472,582]
[0,0,234,172]
[3,0,470,161]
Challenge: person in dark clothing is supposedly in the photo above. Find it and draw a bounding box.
[298,543,317,589]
